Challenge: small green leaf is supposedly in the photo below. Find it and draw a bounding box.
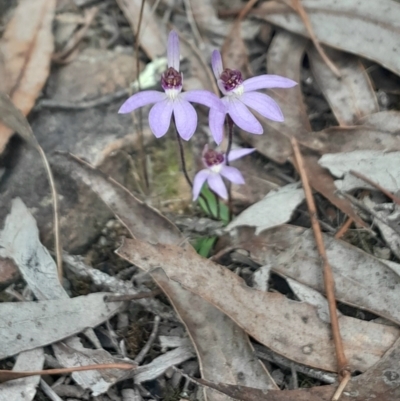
[198,184,230,225]
[193,236,217,257]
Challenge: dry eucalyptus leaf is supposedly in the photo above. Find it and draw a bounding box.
[0,198,66,300]
[0,348,44,401]
[0,293,123,360]
[286,278,340,324]
[358,111,400,133]
[226,183,305,234]
[0,0,55,153]
[52,340,130,396]
[117,238,399,372]
[133,345,195,383]
[308,46,379,126]
[231,225,400,325]
[319,150,400,192]
[255,0,400,77]
[56,153,277,399]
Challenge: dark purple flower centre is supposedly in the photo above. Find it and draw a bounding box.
[203,149,224,167]
[161,67,182,90]
[220,68,243,92]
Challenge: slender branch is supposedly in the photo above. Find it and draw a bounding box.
[291,138,350,386]
[134,316,160,364]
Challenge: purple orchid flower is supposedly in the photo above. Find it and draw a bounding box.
[209,50,297,144]
[118,31,224,141]
[193,146,255,200]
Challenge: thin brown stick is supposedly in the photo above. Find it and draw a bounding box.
[37,146,63,281]
[291,138,350,384]
[134,0,149,192]
[289,0,341,78]
[331,371,351,401]
[134,315,160,364]
[349,169,400,205]
[0,363,135,384]
[334,218,353,239]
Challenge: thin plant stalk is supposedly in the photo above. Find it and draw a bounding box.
[224,116,234,221]
[172,119,213,216]
[134,0,149,191]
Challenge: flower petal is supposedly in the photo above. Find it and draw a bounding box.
[207,173,228,199]
[220,166,245,185]
[167,31,180,70]
[173,99,197,140]
[193,170,211,200]
[243,75,297,92]
[182,90,225,113]
[149,100,173,138]
[241,91,284,122]
[227,148,255,162]
[208,108,226,145]
[118,91,165,114]
[226,98,263,134]
[211,50,223,80]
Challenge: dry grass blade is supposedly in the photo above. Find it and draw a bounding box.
[291,138,350,397]
[0,94,62,280]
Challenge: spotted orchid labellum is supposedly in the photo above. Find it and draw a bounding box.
[118,31,224,140]
[209,50,297,144]
[193,146,255,200]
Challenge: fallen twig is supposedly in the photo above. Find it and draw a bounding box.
[291,138,350,400]
[134,316,161,364]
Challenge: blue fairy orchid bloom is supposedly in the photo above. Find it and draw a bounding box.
[193,146,255,200]
[209,50,297,144]
[119,31,224,141]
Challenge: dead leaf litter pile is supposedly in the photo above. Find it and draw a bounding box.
[1,0,400,400]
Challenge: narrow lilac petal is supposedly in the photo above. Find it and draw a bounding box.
[173,99,197,140]
[243,75,297,92]
[167,31,180,70]
[226,98,263,134]
[211,50,223,79]
[207,174,228,199]
[220,166,245,185]
[209,108,225,145]
[148,100,173,138]
[193,170,211,200]
[241,91,284,122]
[118,91,165,114]
[227,148,255,162]
[182,90,225,113]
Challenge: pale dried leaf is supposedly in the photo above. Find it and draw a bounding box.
[232,225,400,325]
[308,46,379,126]
[286,278,341,324]
[226,183,304,234]
[0,198,66,300]
[0,349,44,401]
[319,150,400,192]
[117,238,399,372]
[0,293,123,359]
[52,340,129,396]
[358,111,400,133]
[133,346,195,383]
[0,0,55,152]
[255,0,400,76]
